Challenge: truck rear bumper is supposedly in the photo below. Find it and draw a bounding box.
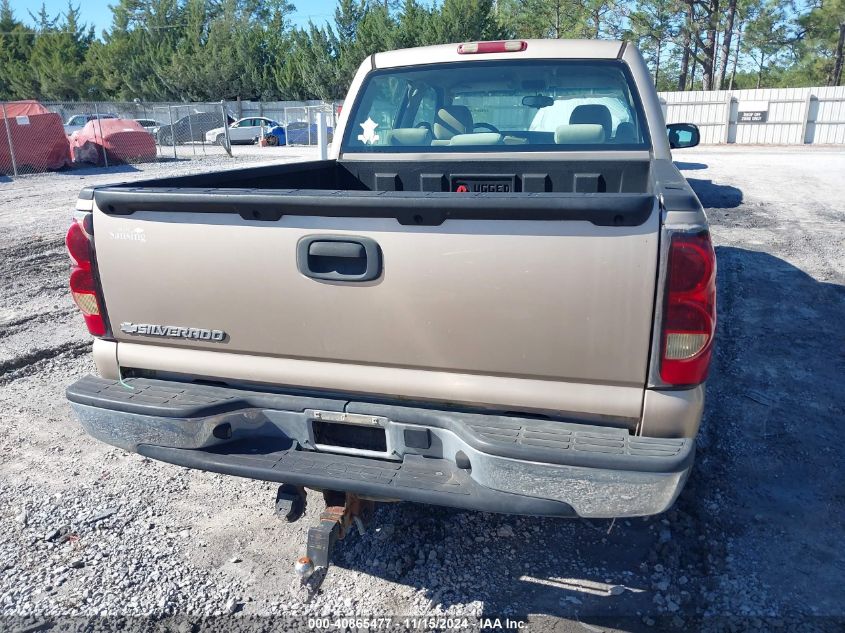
[67,375,694,518]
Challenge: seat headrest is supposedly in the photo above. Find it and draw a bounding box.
[554,124,606,144]
[448,132,502,146]
[569,104,613,138]
[389,128,431,146]
[434,106,473,140]
[613,121,636,143]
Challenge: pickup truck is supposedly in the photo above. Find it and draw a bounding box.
[65,40,713,535]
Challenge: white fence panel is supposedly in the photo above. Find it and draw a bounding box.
[813,86,845,144]
[658,86,845,145]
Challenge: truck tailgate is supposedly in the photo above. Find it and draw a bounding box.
[92,194,659,420]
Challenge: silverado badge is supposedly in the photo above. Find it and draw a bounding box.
[120,322,226,342]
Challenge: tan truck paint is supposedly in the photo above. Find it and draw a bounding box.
[86,40,708,440]
[94,208,659,419]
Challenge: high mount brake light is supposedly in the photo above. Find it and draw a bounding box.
[66,220,106,337]
[659,231,716,386]
[458,40,527,55]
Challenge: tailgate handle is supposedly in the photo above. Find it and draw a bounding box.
[297,235,381,282]
[309,241,364,259]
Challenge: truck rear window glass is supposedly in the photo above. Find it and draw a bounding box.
[342,60,650,153]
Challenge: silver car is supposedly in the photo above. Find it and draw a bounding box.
[205,117,279,145]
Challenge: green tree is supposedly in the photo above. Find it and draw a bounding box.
[288,24,343,99]
[4,0,844,102]
[333,0,368,88]
[262,0,298,98]
[427,0,506,44]
[28,1,96,100]
[630,0,681,85]
[500,0,585,38]
[581,0,626,39]
[395,0,432,48]
[87,0,188,100]
[0,0,38,99]
[288,0,400,100]
[743,0,789,88]
[797,0,845,86]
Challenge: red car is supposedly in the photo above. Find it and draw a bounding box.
[70,118,157,165]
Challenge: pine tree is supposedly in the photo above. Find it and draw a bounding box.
[630,0,681,86]
[28,1,95,100]
[396,0,432,48]
[743,0,788,88]
[427,0,505,44]
[797,0,845,86]
[0,0,38,99]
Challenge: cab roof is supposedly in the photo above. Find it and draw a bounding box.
[373,40,627,69]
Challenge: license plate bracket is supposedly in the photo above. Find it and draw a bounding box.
[308,410,390,456]
[313,420,387,453]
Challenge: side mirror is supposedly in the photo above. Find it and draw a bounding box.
[522,95,554,109]
[667,123,700,149]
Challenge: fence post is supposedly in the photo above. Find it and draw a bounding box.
[801,93,816,144]
[186,109,196,156]
[168,105,177,159]
[723,96,735,144]
[317,112,328,160]
[94,102,109,168]
[222,103,232,157]
[1,103,19,178]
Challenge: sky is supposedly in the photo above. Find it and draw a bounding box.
[10,0,340,34]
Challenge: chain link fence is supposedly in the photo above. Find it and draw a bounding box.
[1,100,341,178]
[234,102,340,147]
[149,103,232,159]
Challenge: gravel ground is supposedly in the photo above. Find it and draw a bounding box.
[0,146,843,632]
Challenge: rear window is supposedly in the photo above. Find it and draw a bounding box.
[342,60,649,153]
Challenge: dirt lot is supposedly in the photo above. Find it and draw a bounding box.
[1,146,843,632]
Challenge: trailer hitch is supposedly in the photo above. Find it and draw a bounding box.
[286,490,374,596]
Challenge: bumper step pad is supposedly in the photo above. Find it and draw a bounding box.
[138,441,574,516]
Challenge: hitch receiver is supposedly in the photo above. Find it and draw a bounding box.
[296,492,374,583]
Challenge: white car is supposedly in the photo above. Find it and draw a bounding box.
[134,119,159,135]
[205,117,279,145]
[63,113,117,136]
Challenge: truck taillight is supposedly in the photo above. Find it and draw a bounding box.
[660,231,716,386]
[457,40,527,54]
[66,219,106,337]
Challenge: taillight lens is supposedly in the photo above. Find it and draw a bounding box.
[66,220,106,336]
[660,231,716,385]
[66,220,91,269]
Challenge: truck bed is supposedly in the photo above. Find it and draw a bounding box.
[85,159,654,227]
[89,158,651,192]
